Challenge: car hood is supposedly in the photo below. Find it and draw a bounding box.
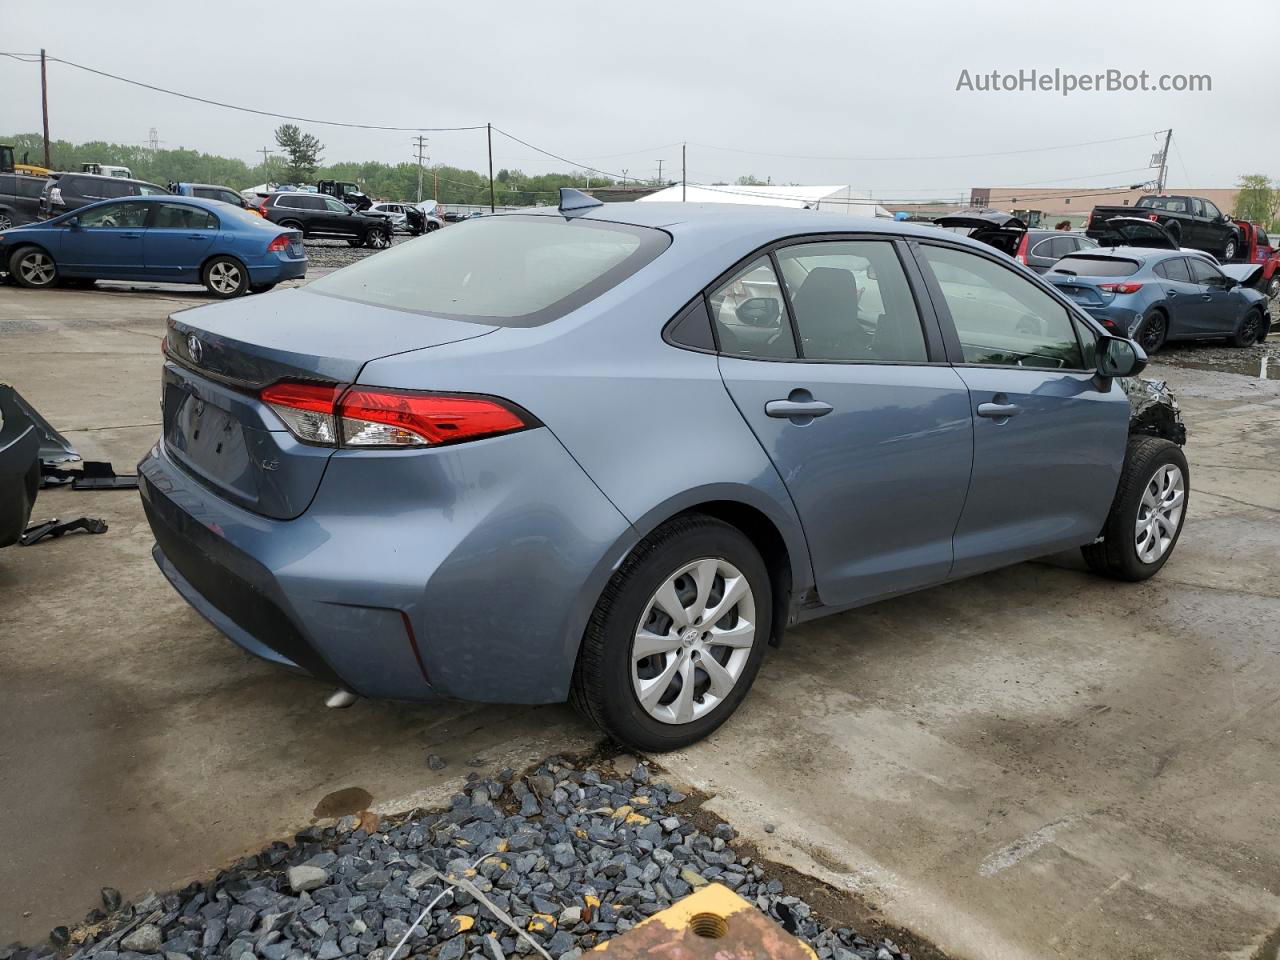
[933,209,1027,230]
[1092,217,1179,250]
[1221,262,1264,286]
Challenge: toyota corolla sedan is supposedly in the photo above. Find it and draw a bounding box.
[0,196,305,297]
[139,192,1188,750]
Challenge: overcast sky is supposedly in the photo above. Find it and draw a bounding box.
[4,0,1277,199]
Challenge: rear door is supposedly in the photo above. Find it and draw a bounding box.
[714,237,974,608]
[1151,256,1201,336]
[913,241,1129,576]
[62,200,151,276]
[143,202,219,279]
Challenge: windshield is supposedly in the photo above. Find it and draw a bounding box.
[306,214,670,327]
[1051,256,1139,277]
[1136,197,1187,213]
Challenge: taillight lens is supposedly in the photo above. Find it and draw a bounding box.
[1099,282,1144,294]
[1147,213,1159,221]
[1015,233,1030,264]
[267,234,291,253]
[260,382,534,448]
[258,202,269,217]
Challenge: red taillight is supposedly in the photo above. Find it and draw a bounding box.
[1147,213,1159,221]
[260,382,533,448]
[1099,282,1144,294]
[267,234,290,253]
[1014,233,1030,264]
[257,202,269,217]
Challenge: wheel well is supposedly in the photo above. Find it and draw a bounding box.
[199,252,246,278]
[676,501,793,647]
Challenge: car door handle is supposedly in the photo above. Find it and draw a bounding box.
[1165,289,1177,296]
[977,402,1021,419]
[186,233,204,240]
[119,233,141,239]
[765,398,833,419]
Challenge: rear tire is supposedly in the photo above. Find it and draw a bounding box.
[0,213,13,231]
[8,246,57,288]
[278,220,305,237]
[1230,308,1263,347]
[1137,310,1168,354]
[1222,235,1238,262]
[202,256,248,298]
[1082,436,1188,582]
[571,514,772,752]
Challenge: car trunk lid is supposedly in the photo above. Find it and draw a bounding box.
[161,288,498,519]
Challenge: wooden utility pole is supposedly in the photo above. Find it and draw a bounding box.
[434,169,439,203]
[487,123,495,212]
[1156,128,1173,193]
[258,147,274,180]
[40,49,51,169]
[681,143,686,201]
[656,159,664,185]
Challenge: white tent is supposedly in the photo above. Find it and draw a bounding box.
[637,183,890,217]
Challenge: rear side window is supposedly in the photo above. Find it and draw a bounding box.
[1051,256,1139,277]
[710,256,796,360]
[776,240,928,363]
[1154,258,1191,282]
[16,177,45,198]
[307,214,670,327]
[153,204,218,230]
[137,183,169,196]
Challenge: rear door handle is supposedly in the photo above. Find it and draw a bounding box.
[977,402,1021,419]
[766,399,833,419]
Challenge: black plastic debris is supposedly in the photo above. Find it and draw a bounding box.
[19,516,108,546]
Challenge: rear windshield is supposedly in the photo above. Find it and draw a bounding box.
[1135,196,1187,212]
[1051,256,1139,277]
[306,214,670,326]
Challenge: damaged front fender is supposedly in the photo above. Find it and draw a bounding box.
[1121,376,1186,446]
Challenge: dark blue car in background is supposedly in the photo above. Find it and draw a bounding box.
[1046,246,1269,354]
[0,195,305,298]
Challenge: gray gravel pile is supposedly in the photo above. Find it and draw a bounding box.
[7,757,912,960]
[302,239,407,273]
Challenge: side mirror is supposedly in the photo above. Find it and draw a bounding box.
[737,297,781,328]
[66,216,80,229]
[1097,335,1147,378]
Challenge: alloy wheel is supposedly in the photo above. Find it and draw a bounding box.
[18,251,54,286]
[630,557,758,725]
[1140,314,1166,352]
[1135,463,1185,564]
[1267,277,1279,306]
[0,214,12,231]
[369,230,390,249]
[1240,311,1261,345]
[1224,239,1237,261]
[208,261,242,294]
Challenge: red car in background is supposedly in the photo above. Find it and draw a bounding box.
[1233,219,1280,302]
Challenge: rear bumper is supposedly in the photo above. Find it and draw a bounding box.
[247,257,306,285]
[137,425,631,704]
[1077,303,1143,337]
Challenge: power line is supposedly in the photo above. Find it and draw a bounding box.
[490,127,631,181]
[0,51,486,132]
[686,130,1169,164]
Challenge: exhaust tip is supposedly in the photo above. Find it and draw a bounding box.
[325,689,359,709]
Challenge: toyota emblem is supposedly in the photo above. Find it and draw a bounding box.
[187,334,203,364]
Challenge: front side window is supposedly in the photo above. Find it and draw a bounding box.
[306,214,669,327]
[1204,200,1222,220]
[775,240,927,362]
[153,203,218,230]
[708,256,796,359]
[1188,258,1222,284]
[920,244,1083,369]
[77,202,150,228]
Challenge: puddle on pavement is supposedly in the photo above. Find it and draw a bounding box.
[1156,351,1280,380]
[313,786,373,818]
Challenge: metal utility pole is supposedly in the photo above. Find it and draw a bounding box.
[487,123,495,212]
[40,49,51,169]
[655,159,664,185]
[1155,128,1172,193]
[682,143,686,201]
[412,135,429,203]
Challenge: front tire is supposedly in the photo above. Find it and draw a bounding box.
[8,246,57,288]
[365,228,391,250]
[571,515,772,752]
[1082,437,1188,581]
[202,256,248,298]
[1230,308,1263,347]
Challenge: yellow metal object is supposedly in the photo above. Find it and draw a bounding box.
[453,916,475,933]
[528,913,556,933]
[592,883,817,960]
[15,164,51,177]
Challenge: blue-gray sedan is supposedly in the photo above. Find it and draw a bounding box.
[139,194,1188,750]
[1044,246,1269,354]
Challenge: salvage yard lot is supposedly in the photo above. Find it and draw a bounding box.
[3,280,1280,959]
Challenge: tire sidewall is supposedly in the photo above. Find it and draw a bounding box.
[593,524,772,751]
[9,246,57,288]
[1112,442,1189,578]
[1139,311,1167,353]
[202,256,248,298]
[366,228,390,249]
[1234,308,1261,347]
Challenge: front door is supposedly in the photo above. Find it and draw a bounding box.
[913,242,1130,576]
[61,200,150,277]
[320,196,357,236]
[1187,257,1233,335]
[714,239,974,609]
[143,202,219,279]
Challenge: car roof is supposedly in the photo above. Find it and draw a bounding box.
[500,201,1005,255]
[62,172,166,189]
[83,194,231,212]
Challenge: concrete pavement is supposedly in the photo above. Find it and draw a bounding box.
[3,281,1279,958]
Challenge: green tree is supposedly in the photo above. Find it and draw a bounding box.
[1234,174,1277,226]
[735,175,767,186]
[274,124,323,183]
